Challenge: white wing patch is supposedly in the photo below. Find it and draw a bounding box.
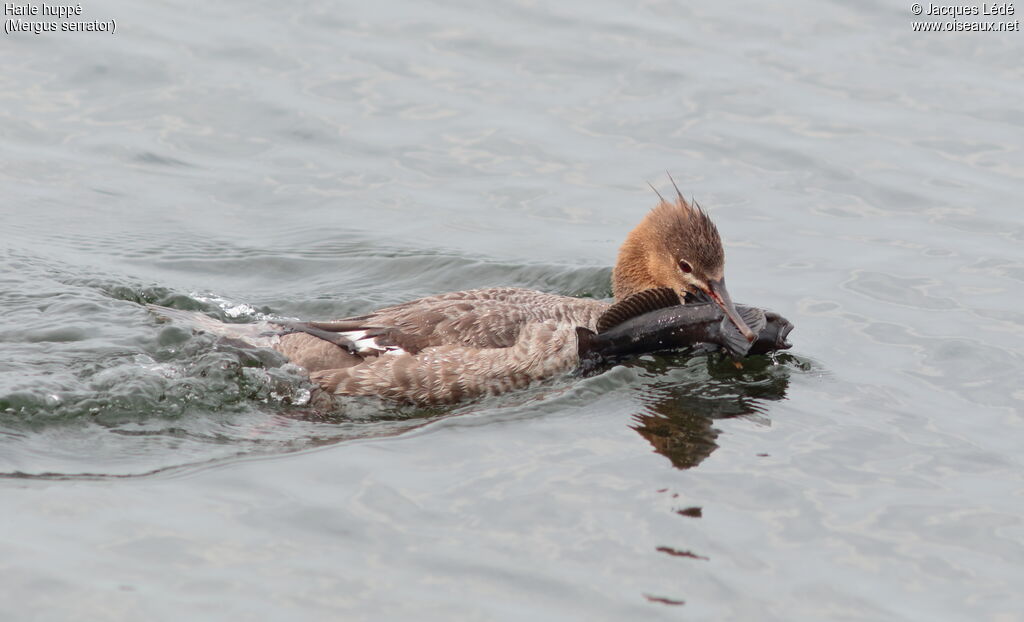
[340,330,406,356]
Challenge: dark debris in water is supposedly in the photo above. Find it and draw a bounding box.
[676,507,703,518]
[644,594,686,606]
[656,546,709,561]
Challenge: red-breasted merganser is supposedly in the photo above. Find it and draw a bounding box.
[152,188,777,405]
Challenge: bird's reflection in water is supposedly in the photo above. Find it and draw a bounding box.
[627,351,795,470]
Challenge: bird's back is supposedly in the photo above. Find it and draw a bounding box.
[279,288,609,404]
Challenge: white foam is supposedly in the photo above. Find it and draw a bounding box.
[190,292,273,321]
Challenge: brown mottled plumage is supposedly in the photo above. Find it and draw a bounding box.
[302,289,608,404]
[151,188,752,405]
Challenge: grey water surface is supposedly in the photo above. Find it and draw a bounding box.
[2,1,1023,620]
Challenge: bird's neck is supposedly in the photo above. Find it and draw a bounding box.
[611,224,662,300]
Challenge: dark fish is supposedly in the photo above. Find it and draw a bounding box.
[576,288,792,367]
[596,287,683,333]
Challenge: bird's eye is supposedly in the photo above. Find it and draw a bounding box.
[679,260,693,274]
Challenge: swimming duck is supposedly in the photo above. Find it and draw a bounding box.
[153,188,766,405]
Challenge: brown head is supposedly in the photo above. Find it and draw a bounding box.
[611,189,756,342]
